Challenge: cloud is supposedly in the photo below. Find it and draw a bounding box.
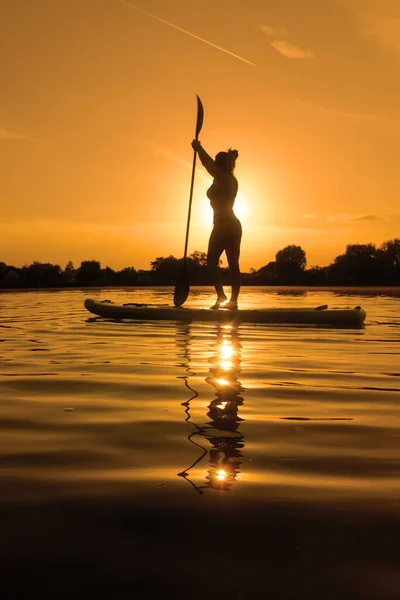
[328,213,388,223]
[260,24,314,60]
[260,25,289,38]
[270,40,315,59]
[0,128,31,140]
[327,213,355,223]
[250,223,351,235]
[351,214,383,221]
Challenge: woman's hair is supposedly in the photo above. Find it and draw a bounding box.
[215,148,239,172]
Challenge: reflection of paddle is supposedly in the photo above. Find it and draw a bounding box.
[174,95,204,307]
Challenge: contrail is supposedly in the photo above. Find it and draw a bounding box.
[115,0,255,66]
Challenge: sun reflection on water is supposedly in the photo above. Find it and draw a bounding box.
[216,469,228,481]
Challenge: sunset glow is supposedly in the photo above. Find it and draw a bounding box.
[1,0,399,271]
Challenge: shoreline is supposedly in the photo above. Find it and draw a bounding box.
[1,285,400,294]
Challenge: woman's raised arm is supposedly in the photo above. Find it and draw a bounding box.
[191,140,220,178]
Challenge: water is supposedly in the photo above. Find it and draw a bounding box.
[1,287,399,599]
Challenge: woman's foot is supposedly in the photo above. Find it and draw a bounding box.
[221,300,238,311]
[210,295,228,310]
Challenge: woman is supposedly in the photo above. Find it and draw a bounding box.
[191,139,242,310]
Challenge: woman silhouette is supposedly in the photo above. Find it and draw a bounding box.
[192,140,242,310]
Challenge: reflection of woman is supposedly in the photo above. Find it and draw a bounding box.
[191,139,242,310]
[178,323,245,493]
[204,386,244,491]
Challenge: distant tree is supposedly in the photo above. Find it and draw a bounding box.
[380,239,400,265]
[136,269,152,286]
[101,266,117,286]
[380,239,400,283]
[150,251,218,284]
[21,262,62,287]
[76,260,102,286]
[373,239,400,284]
[305,265,327,285]
[346,243,376,262]
[116,267,138,286]
[328,253,347,284]
[328,243,378,284]
[150,255,180,284]
[241,266,257,285]
[42,263,62,287]
[188,250,208,267]
[250,261,277,284]
[0,262,7,284]
[150,257,165,271]
[186,250,210,283]
[62,260,76,286]
[276,245,307,269]
[0,268,21,288]
[275,245,306,284]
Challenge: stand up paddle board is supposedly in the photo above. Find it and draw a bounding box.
[84,298,366,326]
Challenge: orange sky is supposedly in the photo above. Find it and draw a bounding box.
[1,0,399,271]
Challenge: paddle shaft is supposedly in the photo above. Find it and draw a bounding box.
[182,140,198,263]
[173,96,203,307]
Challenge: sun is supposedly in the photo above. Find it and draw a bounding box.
[196,190,250,225]
[233,191,250,222]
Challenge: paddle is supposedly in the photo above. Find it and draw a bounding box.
[173,95,204,307]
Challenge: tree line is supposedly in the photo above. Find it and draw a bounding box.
[0,239,399,289]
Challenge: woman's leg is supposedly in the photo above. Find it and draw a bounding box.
[225,225,242,304]
[207,227,227,305]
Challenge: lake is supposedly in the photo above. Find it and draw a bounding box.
[1,287,399,599]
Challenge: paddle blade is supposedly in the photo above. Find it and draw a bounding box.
[174,266,190,307]
[195,95,204,138]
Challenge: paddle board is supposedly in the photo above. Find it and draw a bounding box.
[84,298,366,326]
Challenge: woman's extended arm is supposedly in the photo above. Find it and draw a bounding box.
[191,140,219,178]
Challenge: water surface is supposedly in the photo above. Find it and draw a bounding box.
[1,287,399,598]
